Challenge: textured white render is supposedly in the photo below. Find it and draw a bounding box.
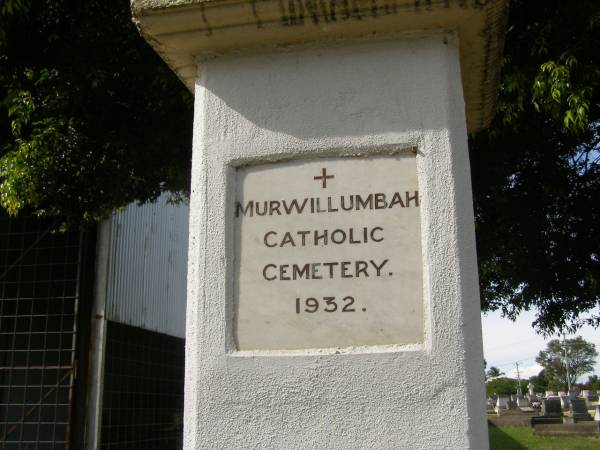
[185,35,488,449]
[131,0,508,132]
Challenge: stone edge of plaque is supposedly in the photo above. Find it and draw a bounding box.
[227,143,418,169]
[131,0,508,133]
[228,145,427,356]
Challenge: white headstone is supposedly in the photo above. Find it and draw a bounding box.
[516,395,530,408]
[496,396,510,414]
[595,404,600,421]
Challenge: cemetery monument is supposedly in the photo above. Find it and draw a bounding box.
[132,0,508,448]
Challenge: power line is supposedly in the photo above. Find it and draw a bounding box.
[484,338,541,352]
[490,355,539,369]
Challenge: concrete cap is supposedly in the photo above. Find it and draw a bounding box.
[132,0,508,132]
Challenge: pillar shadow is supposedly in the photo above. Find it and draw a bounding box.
[488,422,527,450]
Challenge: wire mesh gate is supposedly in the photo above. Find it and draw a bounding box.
[1,211,186,449]
[100,321,184,450]
[0,214,81,450]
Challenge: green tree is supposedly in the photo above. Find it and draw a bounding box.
[528,370,548,393]
[486,377,519,397]
[535,337,598,389]
[0,0,192,228]
[470,0,600,333]
[585,374,600,391]
[486,366,505,381]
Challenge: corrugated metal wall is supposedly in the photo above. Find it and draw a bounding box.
[103,195,188,338]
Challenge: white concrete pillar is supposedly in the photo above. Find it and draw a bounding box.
[133,1,508,448]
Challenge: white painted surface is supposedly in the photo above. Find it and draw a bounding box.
[234,154,424,350]
[132,0,508,132]
[104,194,188,338]
[185,35,488,449]
[86,221,111,450]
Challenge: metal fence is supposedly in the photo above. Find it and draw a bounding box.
[0,214,81,450]
[1,207,186,449]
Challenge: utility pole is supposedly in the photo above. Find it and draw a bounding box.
[562,334,572,395]
[515,362,522,396]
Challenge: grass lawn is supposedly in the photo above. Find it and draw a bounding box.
[489,425,600,449]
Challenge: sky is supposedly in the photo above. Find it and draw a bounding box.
[481,308,600,382]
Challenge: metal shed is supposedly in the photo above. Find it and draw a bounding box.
[0,194,189,450]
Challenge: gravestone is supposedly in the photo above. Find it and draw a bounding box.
[490,404,537,427]
[542,398,563,417]
[513,394,535,414]
[527,382,538,402]
[564,399,593,423]
[582,390,599,407]
[132,0,508,448]
[531,398,563,426]
[496,396,510,414]
[595,405,600,421]
[516,395,531,409]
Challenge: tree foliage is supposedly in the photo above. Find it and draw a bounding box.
[486,377,519,397]
[470,0,600,333]
[527,370,548,393]
[0,0,193,228]
[584,374,600,391]
[535,337,598,389]
[486,366,504,381]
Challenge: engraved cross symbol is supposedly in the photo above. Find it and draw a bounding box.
[314,167,334,189]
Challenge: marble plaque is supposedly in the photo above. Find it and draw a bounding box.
[233,154,424,350]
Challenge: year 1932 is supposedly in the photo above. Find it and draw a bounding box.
[295,296,365,313]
